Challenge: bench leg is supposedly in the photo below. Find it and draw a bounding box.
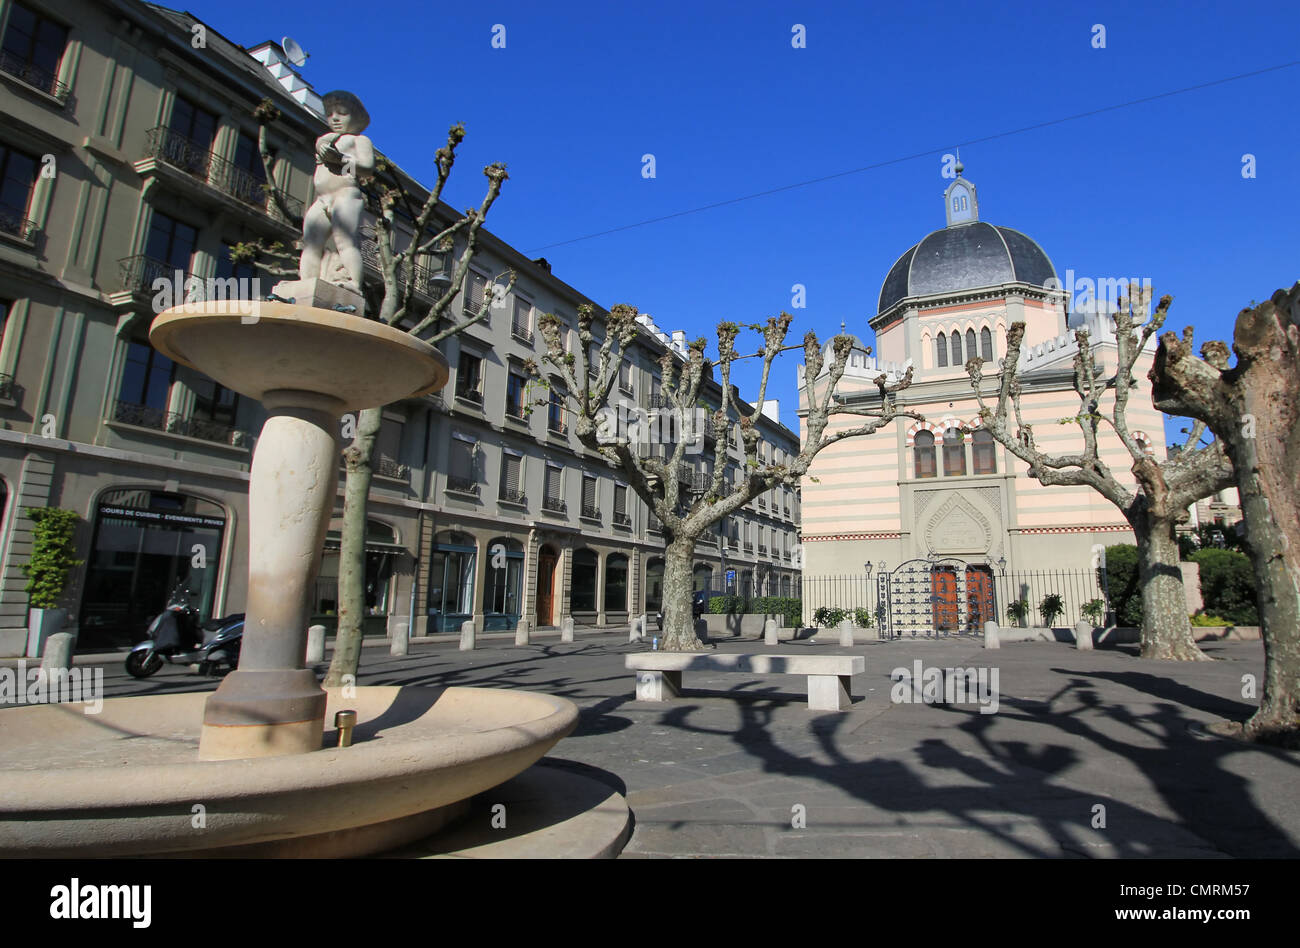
[635,669,682,702]
[807,674,852,711]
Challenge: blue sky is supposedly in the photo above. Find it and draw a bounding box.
[191,0,1299,440]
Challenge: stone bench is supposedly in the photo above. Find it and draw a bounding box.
[625,653,864,711]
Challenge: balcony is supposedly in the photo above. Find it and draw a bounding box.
[136,127,303,230]
[743,542,754,555]
[0,374,18,402]
[499,488,527,506]
[649,393,673,409]
[111,399,251,448]
[613,511,631,528]
[547,418,567,437]
[446,475,479,496]
[511,320,534,346]
[580,503,601,521]
[455,387,484,407]
[505,401,528,422]
[0,49,70,103]
[758,544,768,555]
[542,496,567,515]
[648,515,663,534]
[0,204,38,244]
[359,239,449,304]
[374,455,410,482]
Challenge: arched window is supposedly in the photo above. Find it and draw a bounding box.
[972,429,996,475]
[604,553,629,614]
[966,329,977,361]
[943,428,966,476]
[950,331,962,366]
[980,327,993,361]
[936,333,948,368]
[914,430,936,478]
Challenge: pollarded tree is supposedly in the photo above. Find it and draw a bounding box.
[1149,283,1300,744]
[966,287,1234,661]
[532,305,921,651]
[236,103,514,687]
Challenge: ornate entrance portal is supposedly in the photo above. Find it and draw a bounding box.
[875,557,994,638]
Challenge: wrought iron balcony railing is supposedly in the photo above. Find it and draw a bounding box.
[542,496,566,514]
[580,503,601,521]
[118,255,186,295]
[499,488,527,505]
[0,374,16,400]
[359,239,448,300]
[648,393,673,409]
[0,49,70,102]
[446,475,479,496]
[758,544,768,555]
[112,399,250,447]
[613,511,631,527]
[511,320,534,345]
[547,418,567,436]
[0,204,38,243]
[648,515,663,533]
[505,401,528,421]
[743,542,754,554]
[142,127,303,223]
[374,455,410,480]
[455,387,483,406]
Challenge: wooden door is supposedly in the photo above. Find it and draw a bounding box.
[965,566,994,631]
[536,548,557,626]
[931,568,959,631]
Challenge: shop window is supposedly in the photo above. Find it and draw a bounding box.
[484,536,523,630]
[571,548,597,612]
[427,530,476,632]
[604,553,628,613]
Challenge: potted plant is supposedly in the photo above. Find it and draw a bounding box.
[21,507,83,657]
[1005,598,1030,628]
[1039,593,1065,629]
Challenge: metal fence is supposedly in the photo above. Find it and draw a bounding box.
[799,562,1106,638]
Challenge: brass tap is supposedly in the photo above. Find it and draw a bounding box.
[334,709,358,748]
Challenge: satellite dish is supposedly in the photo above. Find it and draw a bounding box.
[281,36,309,67]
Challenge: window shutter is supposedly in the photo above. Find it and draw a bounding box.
[503,454,520,493]
[468,273,486,314]
[582,476,597,508]
[545,466,561,500]
[614,485,627,515]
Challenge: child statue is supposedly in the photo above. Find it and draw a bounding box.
[298,90,375,293]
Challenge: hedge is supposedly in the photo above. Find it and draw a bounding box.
[708,595,802,629]
[1189,548,1258,625]
[1103,544,1142,627]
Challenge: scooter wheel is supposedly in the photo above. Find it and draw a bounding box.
[125,650,164,678]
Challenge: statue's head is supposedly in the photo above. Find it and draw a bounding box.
[321,90,370,134]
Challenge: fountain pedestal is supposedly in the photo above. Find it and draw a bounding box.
[149,300,448,760]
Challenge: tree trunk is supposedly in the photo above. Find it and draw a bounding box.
[322,407,382,688]
[660,537,707,652]
[1132,515,1209,661]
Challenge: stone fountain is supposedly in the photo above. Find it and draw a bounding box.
[0,92,628,858]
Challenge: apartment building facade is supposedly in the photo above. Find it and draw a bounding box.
[0,0,801,653]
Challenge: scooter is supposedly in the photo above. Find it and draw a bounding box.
[125,590,245,678]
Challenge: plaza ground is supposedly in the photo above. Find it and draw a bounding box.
[48,631,1300,858]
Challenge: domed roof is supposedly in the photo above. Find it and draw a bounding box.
[878,221,1057,315]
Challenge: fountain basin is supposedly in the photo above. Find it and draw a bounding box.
[0,686,577,858]
[149,300,449,407]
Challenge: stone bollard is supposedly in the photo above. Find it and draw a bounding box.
[390,621,409,657]
[638,614,648,639]
[984,620,1000,649]
[764,618,778,646]
[628,618,641,644]
[1075,619,1093,651]
[41,632,74,672]
[515,619,531,647]
[306,625,326,664]
[838,619,855,648]
[459,620,476,651]
[560,616,574,643]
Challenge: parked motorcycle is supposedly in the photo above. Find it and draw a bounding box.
[125,587,244,678]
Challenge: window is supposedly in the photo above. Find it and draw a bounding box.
[230,130,269,206]
[499,452,524,503]
[428,531,476,632]
[144,211,197,273]
[604,554,628,613]
[456,351,483,404]
[163,96,218,178]
[511,297,533,343]
[505,369,527,419]
[936,333,948,368]
[587,341,600,377]
[571,549,597,611]
[950,331,962,367]
[980,327,993,362]
[972,429,996,475]
[618,358,632,394]
[547,389,565,433]
[966,329,977,362]
[120,342,175,411]
[0,143,38,238]
[943,428,966,476]
[465,271,489,320]
[447,437,476,494]
[1,3,68,98]
[914,430,936,479]
[613,484,630,526]
[581,474,599,519]
[543,464,564,512]
[375,417,403,467]
[191,376,238,427]
[216,242,256,282]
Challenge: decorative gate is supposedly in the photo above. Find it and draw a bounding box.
[876,557,993,638]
